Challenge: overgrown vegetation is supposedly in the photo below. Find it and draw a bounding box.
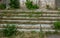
[53,21,60,30]
[3,24,17,37]
[17,31,40,38]
[0,30,40,38]
[25,0,39,10]
[0,4,6,9]
[9,0,20,9]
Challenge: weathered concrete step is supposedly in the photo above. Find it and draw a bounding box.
[0,21,55,24]
[1,14,60,17]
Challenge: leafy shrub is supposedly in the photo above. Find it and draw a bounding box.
[33,4,39,9]
[25,0,39,9]
[53,21,60,30]
[10,0,20,9]
[0,4,6,9]
[3,24,17,37]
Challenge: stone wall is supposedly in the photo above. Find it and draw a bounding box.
[19,0,55,9]
[0,0,56,9]
[56,0,60,8]
[19,0,40,9]
[40,0,55,9]
[19,0,26,9]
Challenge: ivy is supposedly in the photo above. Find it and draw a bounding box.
[3,24,17,37]
[53,21,60,30]
[10,0,20,9]
[25,0,39,10]
[0,4,6,9]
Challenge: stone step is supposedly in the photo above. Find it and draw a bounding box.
[0,11,60,14]
[0,10,60,14]
[0,12,60,14]
[1,20,56,22]
[0,24,52,29]
[0,28,55,32]
[17,29,55,32]
[0,14,60,17]
[2,17,60,19]
[0,17,60,21]
[0,20,55,24]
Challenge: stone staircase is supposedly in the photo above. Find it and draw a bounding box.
[0,10,60,31]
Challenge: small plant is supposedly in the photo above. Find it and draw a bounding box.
[10,0,20,9]
[25,0,39,10]
[3,24,17,37]
[53,21,60,30]
[31,31,36,34]
[0,4,6,9]
[46,5,51,9]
